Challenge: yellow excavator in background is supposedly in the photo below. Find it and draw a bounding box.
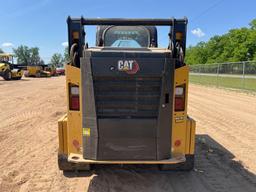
[0,53,24,80]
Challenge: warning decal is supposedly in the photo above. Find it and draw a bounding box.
[83,128,90,136]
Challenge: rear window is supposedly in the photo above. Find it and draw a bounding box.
[104,26,150,48]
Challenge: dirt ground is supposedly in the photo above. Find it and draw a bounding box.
[0,76,256,192]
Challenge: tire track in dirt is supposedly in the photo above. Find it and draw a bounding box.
[85,136,256,192]
[188,84,256,172]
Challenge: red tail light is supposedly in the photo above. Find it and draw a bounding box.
[69,85,80,110]
[175,85,185,111]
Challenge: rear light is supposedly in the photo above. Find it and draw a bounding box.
[175,87,184,96]
[175,85,185,111]
[69,84,80,110]
[71,86,79,95]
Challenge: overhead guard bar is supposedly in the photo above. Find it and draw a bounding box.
[68,17,188,26]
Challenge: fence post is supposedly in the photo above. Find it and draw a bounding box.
[217,63,220,87]
[242,61,245,88]
[199,65,202,84]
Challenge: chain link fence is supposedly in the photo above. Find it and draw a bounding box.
[189,61,256,91]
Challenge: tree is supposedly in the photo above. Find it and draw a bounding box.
[30,47,41,65]
[249,19,256,30]
[63,47,70,63]
[185,42,208,64]
[0,48,4,53]
[13,45,43,65]
[50,53,63,67]
[13,45,30,65]
[186,18,256,65]
[253,53,256,61]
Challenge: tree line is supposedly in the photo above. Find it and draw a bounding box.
[0,45,69,67]
[185,19,256,65]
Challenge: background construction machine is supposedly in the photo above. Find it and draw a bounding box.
[44,64,57,76]
[25,65,51,77]
[58,17,196,171]
[0,53,24,80]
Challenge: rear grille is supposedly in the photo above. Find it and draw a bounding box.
[93,76,161,118]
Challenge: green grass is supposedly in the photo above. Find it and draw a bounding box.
[189,74,256,91]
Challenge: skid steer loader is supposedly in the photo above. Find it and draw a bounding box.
[58,17,196,171]
[0,53,24,80]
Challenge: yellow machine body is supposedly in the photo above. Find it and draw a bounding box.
[25,66,51,77]
[0,53,23,80]
[58,17,195,171]
[58,64,195,165]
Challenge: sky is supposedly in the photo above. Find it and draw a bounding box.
[0,0,255,63]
